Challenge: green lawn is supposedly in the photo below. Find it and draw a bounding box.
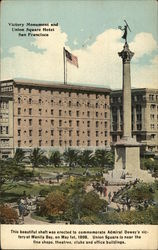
[0,182,59,203]
[33,166,108,177]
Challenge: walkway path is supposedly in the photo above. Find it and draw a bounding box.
[22,213,50,224]
[86,183,124,210]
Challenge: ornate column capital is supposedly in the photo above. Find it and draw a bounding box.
[118,43,134,63]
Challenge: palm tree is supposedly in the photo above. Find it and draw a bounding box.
[13,148,25,165]
[79,150,94,170]
[49,151,62,167]
[94,149,114,168]
[63,148,79,169]
[29,148,44,172]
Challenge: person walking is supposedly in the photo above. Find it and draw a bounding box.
[108,191,112,202]
[18,201,25,222]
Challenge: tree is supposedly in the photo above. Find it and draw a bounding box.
[94,149,114,168]
[13,148,25,165]
[0,159,28,195]
[39,191,68,217]
[49,151,62,167]
[79,150,94,169]
[63,148,79,169]
[29,148,44,172]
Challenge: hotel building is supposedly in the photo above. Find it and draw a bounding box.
[0,79,111,159]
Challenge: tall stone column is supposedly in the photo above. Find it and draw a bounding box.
[118,43,134,138]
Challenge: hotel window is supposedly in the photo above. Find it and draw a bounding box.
[29,130,32,136]
[69,120,72,127]
[69,101,71,107]
[105,140,107,145]
[104,121,107,128]
[96,112,98,117]
[104,104,107,109]
[59,130,62,136]
[18,130,21,136]
[87,102,90,107]
[69,130,72,136]
[77,101,79,107]
[29,88,32,93]
[18,97,21,104]
[77,130,79,136]
[0,126,2,134]
[87,140,91,146]
[18,119,21,126]
[29,98,32,104]
[59,140,62,146]
[29,119,32,126]
[87,111,90,117]
[39,119,42,126]
[18,140,21,147]
[137,124,142,130]
[104,112,107,118]
[77,120,79,127]
[69,140,72,146]
[69,110,72,116]
[59,120,62,126]
[96,121,99,128]
[150,124,155,130]
[39,130,42,136]
[51,130,54,136]
[51,109,53,115]
[96,103,99,108]
[59,100,62,106]
[51,120,54,126]
[59,110,62,116]
[77,140,80,146]
[51,100,53,106]
[96,131,99,137]
[87,131,90,137]
[87,121,90,127]
[96,140,99,146]
[39,109,42,115]
[105,131,107,137]
[39,99,42,104]
[76,111,79,117]
[18,108,21,115]
[6,126,8,134]
[39,140,42,146]
[29,108,32,115]
[29,140,32,145]
[51,140,54,146]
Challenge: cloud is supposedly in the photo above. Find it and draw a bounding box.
[130,33,157,60]
[1,26,158,90]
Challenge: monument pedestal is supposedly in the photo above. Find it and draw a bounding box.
[112,136,154,183]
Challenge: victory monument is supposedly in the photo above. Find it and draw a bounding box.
[105,21,154,183]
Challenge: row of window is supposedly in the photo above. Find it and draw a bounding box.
[17,140,108,147]
[17,108,108,117]
[17,129,108,137]
[17,87,108,99]
[17,118,108,128]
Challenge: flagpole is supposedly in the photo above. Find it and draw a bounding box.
[63,47,66,84]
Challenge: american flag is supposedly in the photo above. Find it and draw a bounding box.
[65,49,79,68]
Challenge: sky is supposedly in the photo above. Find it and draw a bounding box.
[0,0,158,89]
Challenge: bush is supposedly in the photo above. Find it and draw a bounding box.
[0,204,18,224]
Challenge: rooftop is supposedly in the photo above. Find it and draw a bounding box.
[0,78,111,93]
